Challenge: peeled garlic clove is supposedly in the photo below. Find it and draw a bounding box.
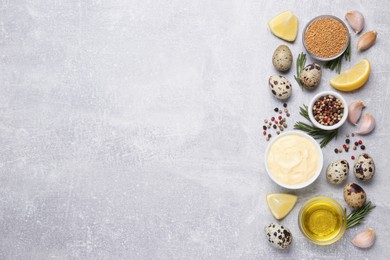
[357,31,378,51]
[345,11,365,34]
[348,101,366,125]
[356,113,376,135]
[352,228,376,248]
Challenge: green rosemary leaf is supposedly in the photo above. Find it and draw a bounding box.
[346,201,376,229]
[325,41,351,74]
[293,105,338,148]
[294,53,306,89]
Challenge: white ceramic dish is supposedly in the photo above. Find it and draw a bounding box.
[302,15,350,62]
[264,131,324,189]
[308,91,348,131]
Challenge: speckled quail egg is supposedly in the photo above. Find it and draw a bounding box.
[272,45,293,72]
[265,223,292,249]
[268,75,292,100]
[299,63,321,89]
[344,182,366,209]
[326,159,349,184]
[354,153,375,181]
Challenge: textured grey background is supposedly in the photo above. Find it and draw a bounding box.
[1,0,389,259]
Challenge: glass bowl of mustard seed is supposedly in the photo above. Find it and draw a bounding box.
[308,91,348,130]
[303,15,350,61]
[298,196,347,245]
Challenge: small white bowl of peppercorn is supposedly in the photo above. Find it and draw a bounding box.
[308,91,348,130]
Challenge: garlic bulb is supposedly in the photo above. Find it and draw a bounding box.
[356,113,376,135]
[352,228,376,248]
[348,101,366,125]
[357,31,378,51]
[345,11,365,34]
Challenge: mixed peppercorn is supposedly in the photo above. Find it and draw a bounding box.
[334,133,368,160]
[262,103,290,141]
[312,95,344,126]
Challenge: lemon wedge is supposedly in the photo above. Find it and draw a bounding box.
[266,193,298,220]
[268,11,298,42]
[330,59,371,92]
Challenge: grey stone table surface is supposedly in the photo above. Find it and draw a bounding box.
[1,0,390,259]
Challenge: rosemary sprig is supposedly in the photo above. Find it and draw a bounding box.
[294,52,307,88]
[293,105,338,148]
[325,40,351,74]
[346,201,376,229]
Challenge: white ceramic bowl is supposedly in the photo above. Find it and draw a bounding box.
[302,15,350,62]
[308,91,348,131]
[264,131,323,189]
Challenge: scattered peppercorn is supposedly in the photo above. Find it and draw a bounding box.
[283,103,287,108]
[276,131,280,135]
[334,148,339,154]
[351,155,355,160]
[286,113,290,117]
[266,137,270,141]
[278,116,282,120]
[283,123,287,128]
[271,117,275,121]
[274,108,279,112]
[268,134,272,138]
[279,110,282,114]
[345,139,350,144]
[353,146,357,150]
[361,145,366,150]
[263,125,267,130]
[352,133,355,137]
[358,140,363,145]
[338,149,342,153]
[354,141,359,146]
[263,131,266,135]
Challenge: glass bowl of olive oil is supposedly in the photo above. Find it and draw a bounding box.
[298,196,346,245]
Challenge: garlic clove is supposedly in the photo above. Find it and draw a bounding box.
[345,11,365,34]
[356,113,376,135]
[357,31,378,52]
[352,228,376,248]
[348,101,366,125]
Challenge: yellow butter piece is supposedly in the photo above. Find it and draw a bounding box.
[266,193,298,220]
[268,10,298,42]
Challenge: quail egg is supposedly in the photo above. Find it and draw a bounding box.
[269,75,292,100]
[326,159,349,184]
[354,153,375,181]
[344,182,366,209]
[265,223,292,249]
[299,63,321,89]
[272,45,293,72]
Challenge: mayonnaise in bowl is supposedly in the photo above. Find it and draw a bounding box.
[265,131,323,189]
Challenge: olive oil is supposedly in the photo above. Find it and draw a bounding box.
[299,197,346,245]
